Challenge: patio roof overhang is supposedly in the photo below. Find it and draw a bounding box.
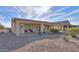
[12,18,71,26]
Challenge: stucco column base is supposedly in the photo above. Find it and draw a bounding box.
[40,24,43,33]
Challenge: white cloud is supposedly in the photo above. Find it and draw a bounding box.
[14,6,33,19]
[65,9,79,16]
[51,9,79,20]
[65,17,74,21]
[41,12,66,19]
[3,22,11,27]
[0,16,9,27]
[33,6,52,19]
[33,6,51,15]
[0,16,11,27]
[33,6,68,20]
[0,16,4,24]
[55,7,69,13]
[35,7,68,20]
[14,6,53,20]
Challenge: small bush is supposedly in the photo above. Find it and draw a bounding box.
[50,29,59,33]
[67,28,79,38]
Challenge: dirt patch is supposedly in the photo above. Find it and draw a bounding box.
[13,38,79,52]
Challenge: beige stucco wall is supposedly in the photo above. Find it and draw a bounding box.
[53,25,62,30]
[11,20,21,35]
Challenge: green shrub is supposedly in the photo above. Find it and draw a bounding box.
[50,29,59,33]
[67,28,79,38]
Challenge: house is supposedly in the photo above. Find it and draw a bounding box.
[11,18,71,36]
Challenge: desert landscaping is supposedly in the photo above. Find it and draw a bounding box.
[13,37,79,52]
[13,28,79,52]
[1,25,79,52]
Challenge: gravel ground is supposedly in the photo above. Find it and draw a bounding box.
[0,32,64,52]
[14,38,79,52]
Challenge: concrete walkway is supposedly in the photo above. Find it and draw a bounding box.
[0,32,65,52]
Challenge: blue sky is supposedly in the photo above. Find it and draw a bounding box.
[0,6,79,27]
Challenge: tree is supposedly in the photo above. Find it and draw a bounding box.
[0,23,5,29]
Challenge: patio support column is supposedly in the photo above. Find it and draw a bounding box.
[15,23,20,36]
[40,24,44,33]
[67,25,69,29]
[20,24,25,34]
[61,25,64,31]
[66,25,69,34]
